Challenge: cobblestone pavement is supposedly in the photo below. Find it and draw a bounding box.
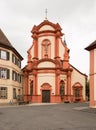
[0,102,96,130]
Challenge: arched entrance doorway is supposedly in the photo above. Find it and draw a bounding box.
[41,83,51,103]
[59,80,65,102]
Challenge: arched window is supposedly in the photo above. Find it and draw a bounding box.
[30,81,33,95]
[72,82,83,102]
[75,88,80,97]
[60,80,65,96]
[42,39,51,58]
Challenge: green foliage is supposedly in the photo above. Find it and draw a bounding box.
[86,79,90,101]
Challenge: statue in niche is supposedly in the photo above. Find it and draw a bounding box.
[44,43,49,54]
[42,39,50,58]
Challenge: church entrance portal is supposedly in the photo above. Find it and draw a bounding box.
[42,90,50,103]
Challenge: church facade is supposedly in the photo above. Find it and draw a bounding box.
[23,20,87,103]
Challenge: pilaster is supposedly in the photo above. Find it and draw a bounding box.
[54,31,60,61]
[24,71,28,94]
[32,33,38,59]
[55,69,60,95]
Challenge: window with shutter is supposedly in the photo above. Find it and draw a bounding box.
[7,52,10,60]
[0,50,1,58]
[1,50,7,60]
[12,70,19,81]
[0,68,1,78]
[12,54,14,63]
[0,50,10,60]
[17,74,22,83]
[13,88,16,99]
[12,71,16,81]
[0,68,10,79]
[7,69,10,79]
[20,75,21,83]
[0,87,7,99]
[1,68,7,79]
[15,72,17,81]
[12,53,21,68]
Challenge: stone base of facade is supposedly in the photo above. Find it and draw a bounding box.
[90,100,96,108]
[24,95,84,103]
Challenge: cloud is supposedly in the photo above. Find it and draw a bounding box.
[0,0,96,74]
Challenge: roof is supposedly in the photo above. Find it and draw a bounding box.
[70,64,87,77]
[0,28,23,60]
[0,29,13,47]
[31,20,64,36]
[85,40,96,51]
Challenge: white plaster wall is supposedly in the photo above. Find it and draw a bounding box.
[39,25,55,31]
[71,67,86,99]
[38,36,55,59]
[94,49,96,100]
[37,73,55,95]
[59,40,65,60]
[38,61,55,68]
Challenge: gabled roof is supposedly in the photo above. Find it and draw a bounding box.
[85,40,96,51]
[70,64,87,77]
[37,20,62,30]
[31,20,64,36]
[0,28,23,60]
[0,29,13,48]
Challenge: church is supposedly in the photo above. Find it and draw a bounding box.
[23,19,87,103]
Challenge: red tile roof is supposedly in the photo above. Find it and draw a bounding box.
[0,28,23,60]
[0,29,13,47]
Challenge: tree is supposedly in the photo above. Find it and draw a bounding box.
[86,79,90,101]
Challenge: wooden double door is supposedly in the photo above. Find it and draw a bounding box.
[42,90,50,103]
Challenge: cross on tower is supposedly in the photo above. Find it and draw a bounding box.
[45,8,48,20]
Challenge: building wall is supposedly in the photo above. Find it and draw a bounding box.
[38,61,55,68]
[38,73,55,95]
[39,25,55,31]
[71,67,86,100]
[0,47,22,104]
[90,49,95,107]
[94,49,96,101]
[59,39,65,59]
